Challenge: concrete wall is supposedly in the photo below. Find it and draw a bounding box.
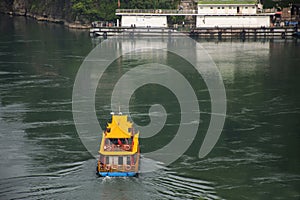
[121,16,167,28]
[198,5,257,15]
[196,15,270,27]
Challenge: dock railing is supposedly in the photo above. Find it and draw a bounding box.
[116,9,198,15]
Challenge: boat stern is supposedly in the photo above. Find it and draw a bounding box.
[98,172,137,177]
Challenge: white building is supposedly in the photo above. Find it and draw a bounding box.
[115,1,273,28]
[121,15,167,28]
[116,10,169,28]
[196,0,273,28]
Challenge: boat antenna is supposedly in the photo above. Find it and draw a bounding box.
[118,105,122,115]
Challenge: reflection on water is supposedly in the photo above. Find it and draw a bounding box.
[0,14,300,199]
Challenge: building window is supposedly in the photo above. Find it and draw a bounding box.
[217,7,220,9]
[210,7,213,9]
[245,7,248,9]
[222,7,224,9]
[252,7,255,9]
[229,6,232,9]
[200,7,203,9]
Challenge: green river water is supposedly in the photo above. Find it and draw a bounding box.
[0,14,299,200]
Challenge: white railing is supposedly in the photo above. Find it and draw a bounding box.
[116,9,198,15]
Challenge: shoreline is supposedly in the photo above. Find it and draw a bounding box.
[1,11,91,29]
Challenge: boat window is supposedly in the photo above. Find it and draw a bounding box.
[126,156,131,165]
[128,138,132,145]
[109,139,119,145]
[106,128,111,133]
[105,139,110,145]
[105,156,109,164]
[100,155,104,164]
[125,138,129,144]
[118,156,123,165]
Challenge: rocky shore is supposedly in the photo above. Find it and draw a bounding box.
[0,0,91,29]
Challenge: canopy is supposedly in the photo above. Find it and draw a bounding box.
[105,115,133,138]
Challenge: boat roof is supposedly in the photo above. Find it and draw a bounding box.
[105,115,133,138]
[198,0,258,5]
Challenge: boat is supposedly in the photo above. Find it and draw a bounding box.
[96,112,140,177]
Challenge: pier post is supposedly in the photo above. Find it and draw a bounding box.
[218,30,222,40]
[240,29,246,40]
[270,27,274,38]
[103,32,107,39]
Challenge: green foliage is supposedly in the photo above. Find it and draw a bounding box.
[168,15,185,24]
[121,0,180,9]
[262,0,300,8]
[30,4,36,11]
[28,0,48,13]
[71,0,122,21]
[70,0,181,23]
[71,0,99,21]
[98,0,118,21]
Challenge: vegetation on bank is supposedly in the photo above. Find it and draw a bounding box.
[1,0,299,25]
[198,0,300,7]
[70,0,300,23]
[71,0,181,22]
[262,0,300,8]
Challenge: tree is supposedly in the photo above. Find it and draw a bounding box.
[71,0,181,23]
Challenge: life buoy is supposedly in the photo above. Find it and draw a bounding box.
[125,165,131,171]
[105,165,111,171]
[123,144,130,151]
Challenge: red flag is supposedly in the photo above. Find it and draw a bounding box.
[118,139,122,145]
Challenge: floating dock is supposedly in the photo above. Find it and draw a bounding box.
[90,27,182,37]
[189,27,297,39]
[90,26,298,39]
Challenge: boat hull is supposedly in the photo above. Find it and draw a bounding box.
[98,172,137,177]
[97,114,140,178]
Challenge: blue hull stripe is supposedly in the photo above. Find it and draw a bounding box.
[99,172,137,177]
